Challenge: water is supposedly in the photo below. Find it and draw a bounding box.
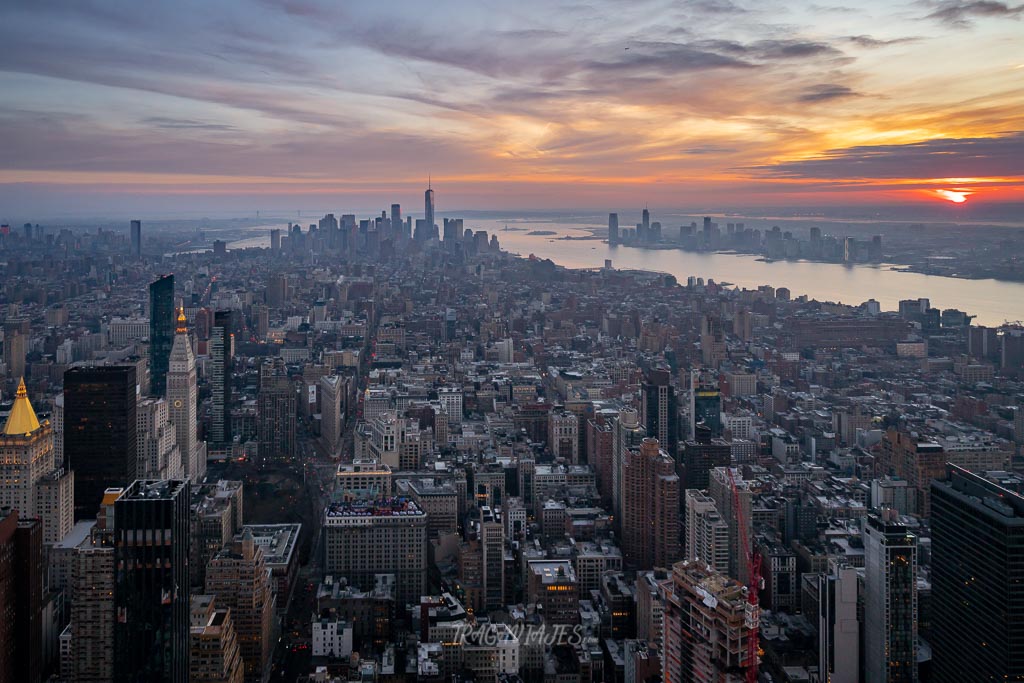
[224,219,1024,327]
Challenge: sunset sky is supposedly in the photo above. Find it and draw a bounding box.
[1,0,1022,215]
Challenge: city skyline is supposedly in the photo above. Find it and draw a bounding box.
[1,0,1022,215]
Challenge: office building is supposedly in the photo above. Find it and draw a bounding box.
[136,397,182,480]
[480,506,505,611]
[189,596,244,683]
[931,465,1024,681]
[336,460,392,501]
[3,318,28,382]
[526,560,579,626]
[548,408,580,463]
[205,530,275,682]
[681,424,731,492]
[320,375,343,456]
[424,180,435,237]
[190,480,244,589]
[113,479,191,683]
[689,370,722,440]
[167,307,202,482]
[64,500,118,683]
[612,407,646,525]
[209,310,234,447]
[64,366,138,520]
[621,437,679,570]
[323,498,427,607]
[608,213,619,244]
[684,489,729,574]
[257,358,295,464]
[0,510,44,683]
[863,510,918,683]
[818,561,860,683]
[130,220,141,258]
[641,368,678,455]
[660,560,757,683]
[149,274,175,395]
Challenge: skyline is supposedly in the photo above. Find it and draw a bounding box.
[1,0,1023,214]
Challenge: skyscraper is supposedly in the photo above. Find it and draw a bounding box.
[608,213,619,245]
[130,219,141,258]
[621,437,679,570]
[113,479,191,683]
[149,274,175,395]
[930,465,1024,681]
[863,510,918,683]
[209,311,234,448]
[424,179,435,237]
[818,561,860,683]
[205,530,274,682]
[641,368,678,456]
[480,505,505,612]
[64,366,138,520]
[256,359,295,464]
[390,203,402,238]
[167,307,202,483]
[611,407,645,526]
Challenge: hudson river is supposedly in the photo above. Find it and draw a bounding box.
[227,218,1024,327]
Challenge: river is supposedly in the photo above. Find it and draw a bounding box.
[222,218,1024,327]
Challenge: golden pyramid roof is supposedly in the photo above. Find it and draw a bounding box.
[3,378,41,435]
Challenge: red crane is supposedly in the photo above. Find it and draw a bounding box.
[726,467,762,683]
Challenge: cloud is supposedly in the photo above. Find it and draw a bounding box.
[140,117,239,132]
[925,1,1024,27]
[750,132,1024,179]
[845,34,921,47]
[798,83,862,102]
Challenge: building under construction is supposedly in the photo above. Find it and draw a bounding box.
[661,560,758,683]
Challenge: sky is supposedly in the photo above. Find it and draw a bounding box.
[0,0,1022,216]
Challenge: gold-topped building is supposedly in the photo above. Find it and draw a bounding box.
[0,378,74,544]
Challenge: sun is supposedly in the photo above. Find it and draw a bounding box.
[935,189,972,203]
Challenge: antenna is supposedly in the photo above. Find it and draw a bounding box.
[428,174,432,190]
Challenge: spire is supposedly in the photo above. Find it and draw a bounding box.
[3,377,41,435]
[428,174,432,191]
[176,304,187,335]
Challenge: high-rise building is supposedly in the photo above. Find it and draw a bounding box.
[818,561,860,683]
[65,492,119,683]
[683,489,729,574]
[548,408,580,463]
[205,530,275,682]
[642,368,678,455]
[681,424,731,492]
[189,596,244,683]
[424,180,435,238]
[930,465,1024,681]
[167,307,202,482]
[621,438,679,570]
[149,274,175,395]
[0,510,44,683]
[323,498,427,607]
[2,318,28,382]
[390,204,402,238]
[257,358,295,464]
[130,220,141,258]
[269,228,281,252]
[480,506,504,611]
[608,213,619,245]
[136,397,182,480]
[863,510,918,683]
[709,466,754,585]
[661,560,758,683]
[320,375,343,456]
[611,407,645,525]
[209,310,234,448]
[689,369,722,440]
[64,366,138,520]
[113,479,190,683]
[0,379,72,545]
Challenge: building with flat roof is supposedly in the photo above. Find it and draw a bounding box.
[242,523,300,614]
[323,498,427,607]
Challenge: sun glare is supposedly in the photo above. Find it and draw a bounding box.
[935,189,971,203]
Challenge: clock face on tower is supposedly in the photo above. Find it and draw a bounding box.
[173,400,182,408]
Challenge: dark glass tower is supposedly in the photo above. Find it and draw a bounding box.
[931,465,1024,681]
[641,368,678,456]
[149,274,175,395]
[64,366,138,520]
[130,219,141,258]
[113,479,190,683]
[209,310,234,447]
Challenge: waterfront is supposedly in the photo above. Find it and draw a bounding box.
[222,218,1024,327]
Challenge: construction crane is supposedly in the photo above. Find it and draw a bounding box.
[726,467,762,683]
